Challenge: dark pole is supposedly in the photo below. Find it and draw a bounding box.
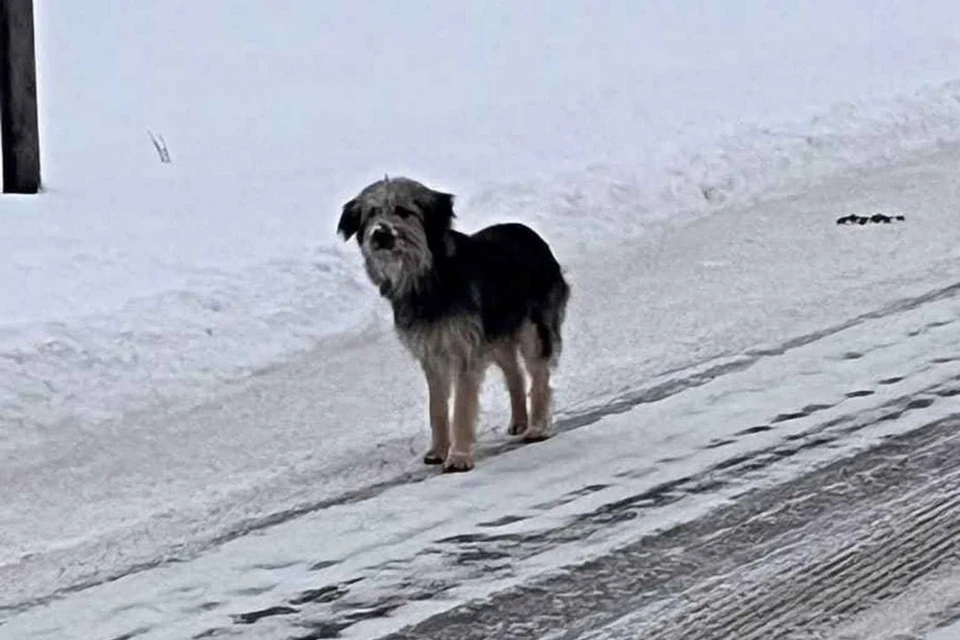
[0,0,40,194]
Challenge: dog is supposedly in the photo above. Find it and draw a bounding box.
[337,176,570,472]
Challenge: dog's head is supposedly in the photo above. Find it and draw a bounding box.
[338,176,455,298]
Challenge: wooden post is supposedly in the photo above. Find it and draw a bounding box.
[0,0,40,194]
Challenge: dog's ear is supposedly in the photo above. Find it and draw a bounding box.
[418,190,456,232]
[337,198,361,241]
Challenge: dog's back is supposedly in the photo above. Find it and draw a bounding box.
[460,222,570,364]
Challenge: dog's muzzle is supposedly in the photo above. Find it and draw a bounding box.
[369,223,396,251]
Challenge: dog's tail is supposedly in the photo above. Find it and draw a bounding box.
[532,275,570,367]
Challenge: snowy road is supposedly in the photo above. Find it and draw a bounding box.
[407,416,960,640]
[5,219,960,638]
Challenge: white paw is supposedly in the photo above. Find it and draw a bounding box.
[523,422,551,442]
[423,439,449,465]
[507,421,528,436]
[423,449,446,465]
[443,451,475,473]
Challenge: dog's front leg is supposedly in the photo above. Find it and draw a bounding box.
[445,365,482,472]
[422,363,452,465]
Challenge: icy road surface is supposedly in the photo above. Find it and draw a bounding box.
[5,151,960,640]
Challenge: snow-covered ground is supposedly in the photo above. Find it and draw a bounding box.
[7,137,960,625]
[6,1,960,428]
[928,620,960,640]
[6,0,960,628]
[6,149,960,637]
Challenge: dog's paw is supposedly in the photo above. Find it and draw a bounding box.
[522,426,551,442]
[423,444,448,465]
[423,450,446,465]
[507,421,528,436]
[442,451,475,473]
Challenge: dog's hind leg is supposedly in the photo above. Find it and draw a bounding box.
[520,324,554,442]
[445,364,483,472]
[422,363,451,465]
[493,342,528,436]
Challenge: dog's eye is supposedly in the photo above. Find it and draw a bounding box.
[394,206,417,218]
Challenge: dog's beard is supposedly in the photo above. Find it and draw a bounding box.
[362,242,432,299]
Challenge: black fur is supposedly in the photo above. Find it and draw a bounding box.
[337,198,361,240]
[393,222,569,360]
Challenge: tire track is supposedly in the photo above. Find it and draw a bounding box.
[676,471,960,638]
[692,492,960,639]
[383,417,960,640]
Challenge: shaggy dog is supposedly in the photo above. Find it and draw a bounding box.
[337,176,570,472]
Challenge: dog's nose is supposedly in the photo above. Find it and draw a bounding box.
[370,224,395,250]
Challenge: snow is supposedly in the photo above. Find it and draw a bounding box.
[6,1,960,428]
[6,0,960,630]
[7,139,960,628]
[825,558,960,640]
[928,620,960,640]
[5,219,960,638]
